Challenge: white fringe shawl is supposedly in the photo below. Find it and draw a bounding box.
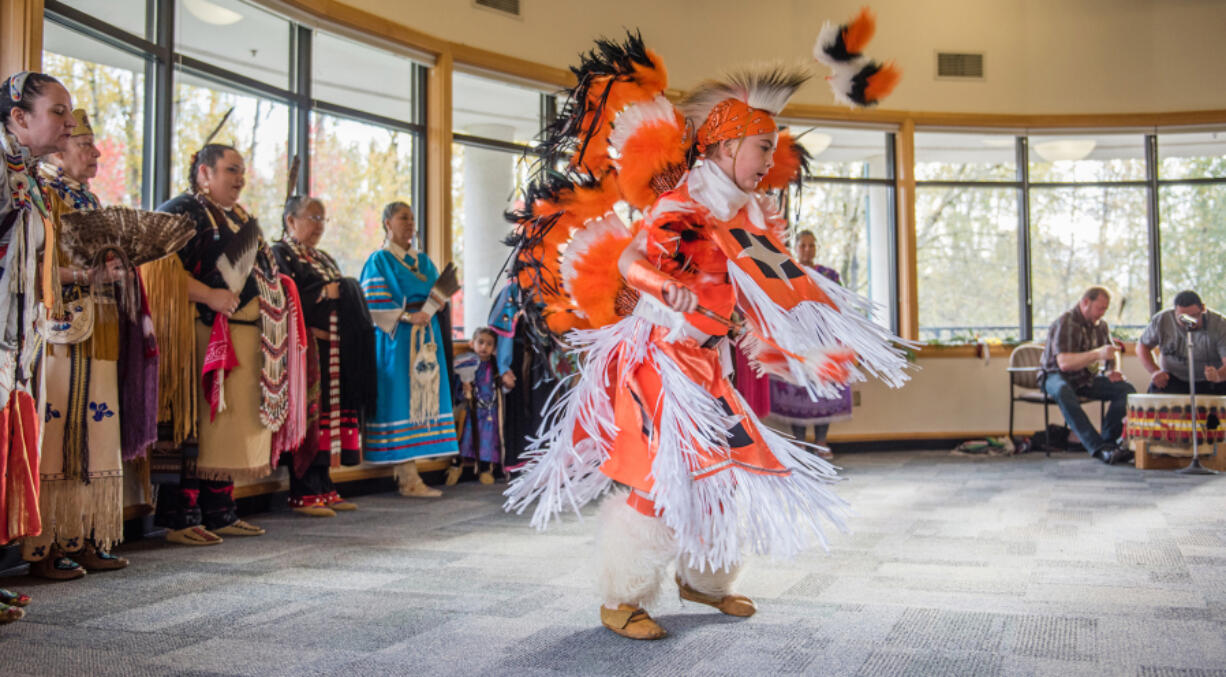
[504,313,851,573]
[732,263,915,400]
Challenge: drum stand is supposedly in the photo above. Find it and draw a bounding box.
[1179,331,1219,475]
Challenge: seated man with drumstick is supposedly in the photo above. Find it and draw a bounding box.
[1038,286,1137,465]
[1137,290,1226,396]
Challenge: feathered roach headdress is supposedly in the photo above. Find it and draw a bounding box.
[679,65,810,148]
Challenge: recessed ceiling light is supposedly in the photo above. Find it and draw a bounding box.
[184,0,243,26]
[798,131,833,158]
[1034,139,1096,162]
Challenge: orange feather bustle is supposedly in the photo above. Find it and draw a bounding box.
[863,62,901,104]
[545,308,585,335]
[573,49,670,176]
[569,230,633,328]
[615,118,687,210]
[757,130,803,192]
[842,7,877,55]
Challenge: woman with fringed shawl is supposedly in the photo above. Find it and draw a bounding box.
[504,44,910,639]
[272,195,376,517]
[359,201,458,497]
[153,143,295,545]
[0,70,78,624]
[22,108,158,580]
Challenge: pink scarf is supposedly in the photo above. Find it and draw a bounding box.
[201,314,239,421]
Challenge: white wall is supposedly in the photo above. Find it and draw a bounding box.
[831,348,1152,441]
[342,0,1226,114]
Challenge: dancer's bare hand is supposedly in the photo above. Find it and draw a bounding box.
[663,284,697,314]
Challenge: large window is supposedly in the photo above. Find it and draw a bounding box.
[915,131,1020,341]
[311,112,416,275]
[916,128,1226,343]
[171,76,290,223]
[308,31,423,276]
[786,125,896,330]
[1029,134,1150,339]
[42,20,147,207]
[1158,131,1226,308]
[42,0,425,248]
[450,70,552,337]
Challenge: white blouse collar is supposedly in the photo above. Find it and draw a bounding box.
[686,159,751,221]
[384,240,418,261]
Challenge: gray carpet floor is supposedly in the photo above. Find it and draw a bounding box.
[3,449,1226,676]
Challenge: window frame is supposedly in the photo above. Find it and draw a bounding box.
[43,0,427,228]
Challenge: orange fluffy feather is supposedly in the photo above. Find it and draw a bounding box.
[573,49,669,176]
[864,61,901,103]
[842,7,876,55]
[615,118,687,210]
[757,130,803,191]
[568,230,633,328]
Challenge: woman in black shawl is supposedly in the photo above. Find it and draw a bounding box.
[272,195,375,516]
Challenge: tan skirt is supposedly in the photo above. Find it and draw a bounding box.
[23,345,123,558]
[194,299,272,481]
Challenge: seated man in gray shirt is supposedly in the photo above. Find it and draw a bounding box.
[1038,286,1136,465]
[1137,290,1226,396]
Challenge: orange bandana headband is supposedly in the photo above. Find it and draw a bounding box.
[696,98,777,152]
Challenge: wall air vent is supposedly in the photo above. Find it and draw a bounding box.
[936,52,985,79]
[474,0,521,18]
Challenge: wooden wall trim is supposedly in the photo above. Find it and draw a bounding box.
[781,103,1226,130]
[828,430,1024,443]
[450,42,572,90]
[0,0,44,76]
[232,459,450,499]
[895,119,918,341]
[425,50,452,265]
[269,0,448,56]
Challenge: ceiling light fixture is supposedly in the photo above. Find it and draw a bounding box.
[798,131,833,158]
[184,0,243,26]
[1034,139,1096,163]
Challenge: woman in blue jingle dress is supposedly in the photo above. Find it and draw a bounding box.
[359,201,457,496]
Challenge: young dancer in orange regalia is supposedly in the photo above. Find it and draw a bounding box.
[504,23,906,640]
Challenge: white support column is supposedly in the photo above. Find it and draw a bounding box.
[460,123,516,337]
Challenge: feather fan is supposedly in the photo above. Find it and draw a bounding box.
[59,206,195,269]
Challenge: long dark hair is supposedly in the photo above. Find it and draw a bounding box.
[188,143,238,193]
[0,72,63,127]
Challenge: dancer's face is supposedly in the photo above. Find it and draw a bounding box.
[286,199,326,249]
[7,82,76,156]
[384,207,416,250]
[472,333,495,360]
[711,131,778,192]
[796,233,817,266]
[50,133,100,182]
[198,149,246,209]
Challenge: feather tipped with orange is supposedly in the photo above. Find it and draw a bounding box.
[841,7,876,55]
[609,96,687,208]
[757,129,808,191]
[567,229,632,327]
[862,61,901,104]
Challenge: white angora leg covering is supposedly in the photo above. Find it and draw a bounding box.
[677,559,743,597]
[595,491,676,610]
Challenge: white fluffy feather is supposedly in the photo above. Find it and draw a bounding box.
[813,21,843,66]
[608,95,680,153]
[558,211,630,315]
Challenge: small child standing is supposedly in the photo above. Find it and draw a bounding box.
[452,327,509,484]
